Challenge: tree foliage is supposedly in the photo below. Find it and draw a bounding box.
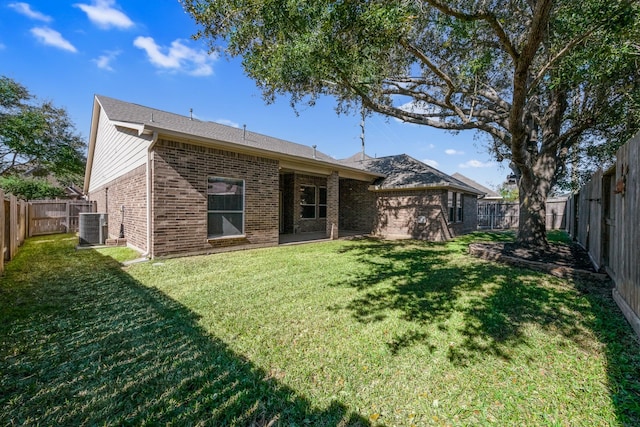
[0,76,86,184]
[183,0,640,248]
[0,176,65,200]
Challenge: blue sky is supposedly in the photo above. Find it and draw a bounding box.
[1,0,511,189]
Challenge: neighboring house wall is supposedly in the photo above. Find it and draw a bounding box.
[87,108,150,193]
[89,164,148,252]
[339,178,376,232]
[151,139,279,257]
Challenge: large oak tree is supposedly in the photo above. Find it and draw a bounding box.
[182,0,640,249]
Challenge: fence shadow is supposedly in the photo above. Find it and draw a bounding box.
[330,237,640,424]
[0,236,371,426]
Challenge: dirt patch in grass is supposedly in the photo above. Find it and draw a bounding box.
[469,240,610,282]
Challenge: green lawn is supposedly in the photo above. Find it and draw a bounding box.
[1,233,639,426]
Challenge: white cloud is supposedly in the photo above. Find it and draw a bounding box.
[459,159,495,169]
[423,158,439,168]
[0,42,5,50]
[30,27,77,52]
[215,119,240,128]
[133,36,217,76]
[8,2,52,22]
[445,149,464,155]
[75,0,133,29]
[93,50,120,71]
[428,144,435,149]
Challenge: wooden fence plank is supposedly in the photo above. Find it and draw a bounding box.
[571,132,640,340]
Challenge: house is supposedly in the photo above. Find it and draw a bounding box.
[84,95,481,258]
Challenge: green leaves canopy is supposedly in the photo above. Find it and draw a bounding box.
[0,76,86,182]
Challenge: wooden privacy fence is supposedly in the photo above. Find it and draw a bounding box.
[28,200,96,236]
[0,191,28,272]
[0,197,96,273]
[477,197,568,230]
[566,132,640,340]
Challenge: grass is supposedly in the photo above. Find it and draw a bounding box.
[1,232,639,426]
[94,245,142,263]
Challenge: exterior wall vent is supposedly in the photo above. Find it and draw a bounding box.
[79,213,108,245]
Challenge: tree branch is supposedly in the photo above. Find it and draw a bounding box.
[529,28,599,94]
[424,0,519,60]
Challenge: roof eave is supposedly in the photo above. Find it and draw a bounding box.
[369,182,484,194]
[83,96,101,193]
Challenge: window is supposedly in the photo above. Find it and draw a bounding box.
[207,177,244,238]
[318,187,327,218]
[448,191,455,223]
[448,192,464,223]
[300,185,316,219]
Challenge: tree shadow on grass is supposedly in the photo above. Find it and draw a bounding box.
[331,237,640,424]
[0,236,371,426]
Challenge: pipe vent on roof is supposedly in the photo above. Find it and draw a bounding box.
[312,145,317,159]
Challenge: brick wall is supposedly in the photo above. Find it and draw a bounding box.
[151,139,279,257]
[373,189,452,241]
[88,164,147,252]
[326,172,339,238]
[339,178,376,232]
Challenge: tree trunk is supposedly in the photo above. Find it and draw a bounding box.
[516,175,549,249]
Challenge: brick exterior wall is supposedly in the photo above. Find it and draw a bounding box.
[326,171,339,238]
[151,139,279,258]
[373,190,452,241]
[339,178,376,232]
[88,164,147,252]
[339,183,478,240]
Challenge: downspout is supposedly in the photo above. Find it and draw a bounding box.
[145,131,159,258]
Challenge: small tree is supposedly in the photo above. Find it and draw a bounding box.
[182,0,640,249]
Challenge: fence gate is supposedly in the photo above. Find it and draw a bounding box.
[28,200,96,236]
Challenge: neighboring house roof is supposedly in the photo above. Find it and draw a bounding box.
[356,154,484,194]
[451,172,501,199]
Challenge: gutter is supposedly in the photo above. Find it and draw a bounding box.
[144,131,159,258]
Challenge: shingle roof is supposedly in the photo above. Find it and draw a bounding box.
[451,173,501,198]
[360,154,483,194]
[95,95,346,167]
